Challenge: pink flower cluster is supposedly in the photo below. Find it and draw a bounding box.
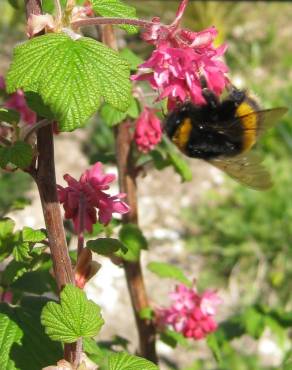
[134,107,162,153]
[132,0,228,109]
[57,162,129,233]
[156,284,222,340]
[0,76,36,125]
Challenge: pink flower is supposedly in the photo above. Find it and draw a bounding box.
[156,284,222,341]
[134,107,162,153]
[57,162,130,233]
[1,291,13,303]
[132,0,228,109]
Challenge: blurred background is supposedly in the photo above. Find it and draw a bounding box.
[0,1,292,369]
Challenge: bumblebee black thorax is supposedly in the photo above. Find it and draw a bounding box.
[164,90,259,160]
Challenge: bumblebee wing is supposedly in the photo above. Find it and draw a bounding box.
[251,107,288,137]
[213,107,288,136]
[208,152,272,190]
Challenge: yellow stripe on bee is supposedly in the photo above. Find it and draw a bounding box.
[236,101,258,151]
[172,118,192,152]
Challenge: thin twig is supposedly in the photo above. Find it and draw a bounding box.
[77,194,85,257]
[54,0,63,24]
[21,118,50,141]
[71,17,156,29]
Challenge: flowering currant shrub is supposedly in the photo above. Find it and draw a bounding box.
[0,0,290,369]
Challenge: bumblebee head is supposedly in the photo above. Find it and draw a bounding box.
[164,102,194,139]
[227,87,246,106]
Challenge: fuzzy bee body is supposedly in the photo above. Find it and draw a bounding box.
[165,88,287,190]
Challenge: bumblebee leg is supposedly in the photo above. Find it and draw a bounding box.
[199,74,219,107]
[202,88,219,108]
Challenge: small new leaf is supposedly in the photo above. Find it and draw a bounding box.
[12,241,31,262]
[147,262,192,287]
[161,138,192,182]
[206,333,223,365]
[0,108,20,123]
[160,329,189,348]
[120,48,143,71]
[100,97,139,127]
[118,224,148,262]
[0,141,33,169]
[22,226,46,243]
[41,284,104,343]
[108,352,158,370]
[0,218,15,239]
[87,238,127,256]
[7,33,131,132]
[92,0,138,34]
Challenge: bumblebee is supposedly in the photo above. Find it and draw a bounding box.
[165,86,287,190]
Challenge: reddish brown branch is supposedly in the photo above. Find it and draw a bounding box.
[35,125,74,289]
[24,1,81,366]
[115,122,157,363]
[101,24,157,363]
[36,125,82,366]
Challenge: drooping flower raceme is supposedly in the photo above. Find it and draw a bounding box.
[156,284,222,340]
[57,162,129,233]
[134,107,162,153]
[132,0,229,109]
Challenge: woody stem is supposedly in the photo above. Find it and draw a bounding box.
[102,24,158,363]
[24,1,81,366]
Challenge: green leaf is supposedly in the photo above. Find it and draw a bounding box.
[118,224,148,261]
[0,218,15,239]
[0,108,20,124]
[162,139,192,182]
[108,352,158,370]
[100,97,139,126]
[83,338,111,368]
[2,260,28,285]
[139,307,154,320]
[41,284,104,343]
[0,141,33,169]
[150,150,170,171]
[92,0,138,34]
[42,0,83,13]
[12,242,31,262]
[25,92,55,120]
[206,333,223,365]
[87,238,127,256]
[160,329,188,348]
[12,270,56,295]
[42,0,55,13]
[100,104,128,127]
[0,297,63,370]
[0,313,22,370]
[120,48,143,71]
[147,262,192,287]
[0,218,17,262]
[22,227,46,243]
[242,307,265,339]
[7,33,131,132]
